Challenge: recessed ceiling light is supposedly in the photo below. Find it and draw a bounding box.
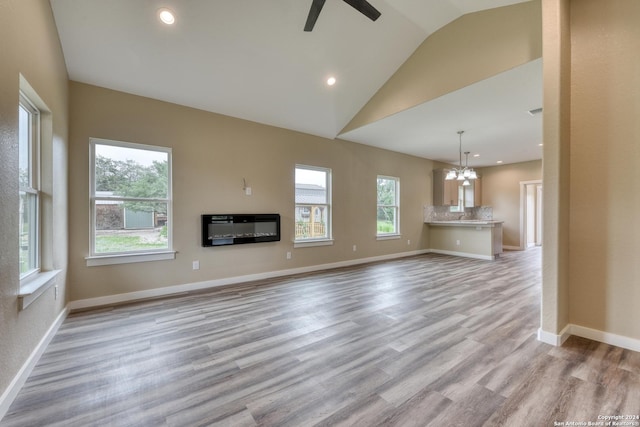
[538,143,544,147]
[327,77,336,86]
[496,160,503,164]
[473,154,480,158]
[158,8,176,25]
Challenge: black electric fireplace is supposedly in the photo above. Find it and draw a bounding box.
[201,214,280,247]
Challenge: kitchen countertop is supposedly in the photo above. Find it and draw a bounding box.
[426,220,504,226]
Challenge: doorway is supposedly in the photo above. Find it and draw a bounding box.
[520,180,543,250]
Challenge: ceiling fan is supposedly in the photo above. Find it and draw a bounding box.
[304,0,381,32]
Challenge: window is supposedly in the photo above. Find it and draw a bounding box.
[18,92,40,280]
[17,77,62,310]
[295,165,331,244]
[377,176,400,236]
[88,138,173,266]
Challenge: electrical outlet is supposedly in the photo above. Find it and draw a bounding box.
[286,251,291,259]
[192,260,200,270]
[456,240,461,246]
[352,245,357,252]
[245,187,252,196]
[407,239,411,245]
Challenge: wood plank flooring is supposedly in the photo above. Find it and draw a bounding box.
[3,248,640,426]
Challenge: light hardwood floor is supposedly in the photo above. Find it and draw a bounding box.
[2,248,639,426]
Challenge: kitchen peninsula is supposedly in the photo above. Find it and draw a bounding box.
[426,220,503,260]
[424,206,503,260]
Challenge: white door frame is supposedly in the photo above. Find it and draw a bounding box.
[519,180,543,250]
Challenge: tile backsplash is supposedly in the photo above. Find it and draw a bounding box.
[424,205,493,222]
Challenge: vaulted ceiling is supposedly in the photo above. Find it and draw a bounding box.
[50,0,540,167]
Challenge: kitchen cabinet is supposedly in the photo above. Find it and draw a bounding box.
[433,169,458,206]
[433,169,481,207]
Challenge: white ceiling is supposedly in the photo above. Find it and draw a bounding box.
[340,59,543,167]
[50,0,539,166]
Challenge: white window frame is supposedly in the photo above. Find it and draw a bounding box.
[86,138,175,266]
[294,164,333,247]
[18,76,61,311]
[18,91,41,281]
[376,175,401,239]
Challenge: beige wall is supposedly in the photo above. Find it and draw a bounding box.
[479,160,542,248]
[568,0,640,339]
[68,82,436,301]
[0,0,69,403]
[342,0,542,133]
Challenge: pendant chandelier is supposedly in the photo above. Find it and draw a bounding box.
[445,130,477,186]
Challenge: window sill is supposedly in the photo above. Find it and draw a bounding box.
[376,234,401,241]
[85,251,176,267]
[294,239,334,248]
[19,270,61,310]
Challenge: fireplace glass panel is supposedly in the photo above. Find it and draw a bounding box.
[202,214,280,247]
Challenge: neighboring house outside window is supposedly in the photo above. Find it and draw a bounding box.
[377,175,400,236]
[87,138,174,266]
[294,165,331,243]
[18,92,40,280]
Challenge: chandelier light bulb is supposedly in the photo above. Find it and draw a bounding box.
[445,130,477,182]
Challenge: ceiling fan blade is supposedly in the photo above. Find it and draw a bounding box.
[304,0,326,32]
[342,0,381,22]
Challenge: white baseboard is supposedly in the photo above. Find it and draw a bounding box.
[0,307,69,421]
[537,324,571,346]
[538,324,640,352]
[569,324,640,352]
[428,249,494,261]
[68,250,432,310]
